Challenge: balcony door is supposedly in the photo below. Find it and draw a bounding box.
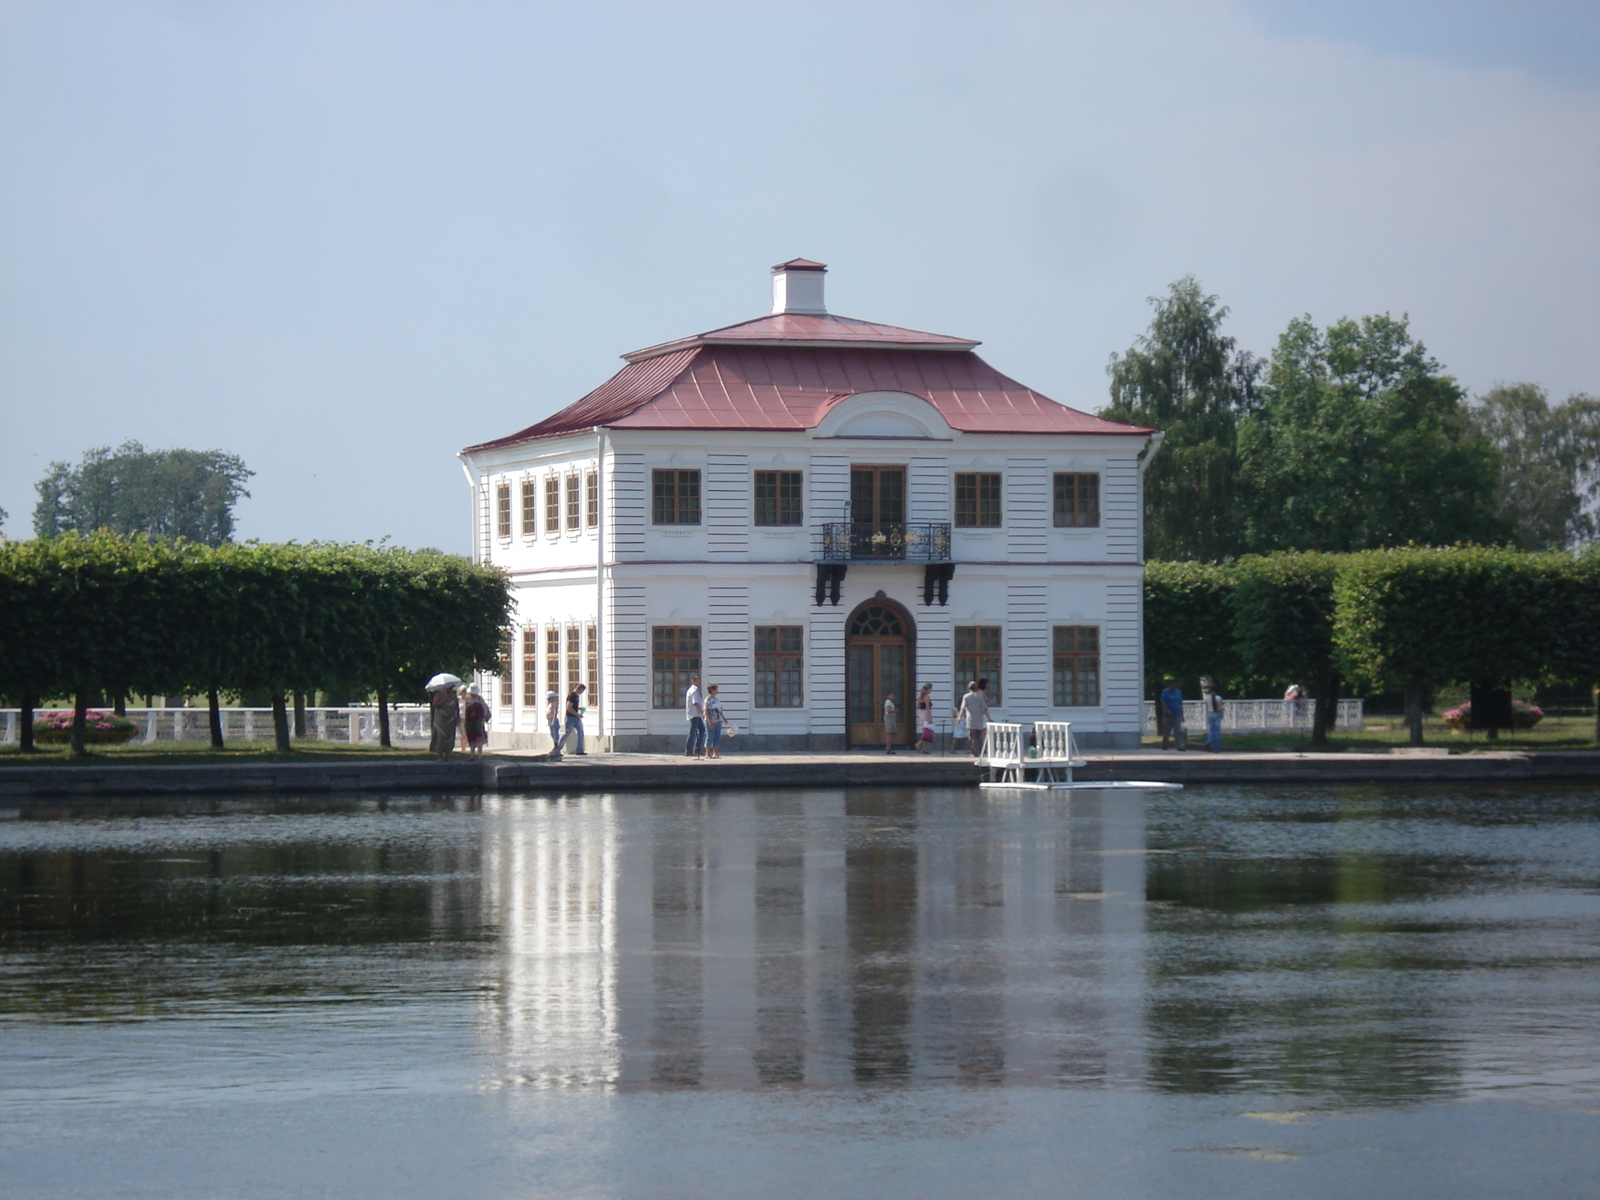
[846,597,914,748]
[850,467,905,559]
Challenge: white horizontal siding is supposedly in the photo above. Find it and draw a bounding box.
[908,455,946,524]
[1102,577,1142,731]
[1005,582,1050,719]
[705,453,748,561]
[1006,457,1048,561]
[608,452,647,561]
[606,581,649,735]
[1103,458,1141,562]
[705,584,750,723]
[808,454,849,557]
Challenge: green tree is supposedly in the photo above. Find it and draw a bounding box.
[1332,547,1569,745]
[1469,383,1600,550]
[1240,314,1507,553]
[33,441,253,546]
[1232,553,1342,745]
[1103,277,1261,560]
[1144,560,1239,700]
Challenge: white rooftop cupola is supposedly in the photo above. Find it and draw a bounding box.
[770,257,827,315]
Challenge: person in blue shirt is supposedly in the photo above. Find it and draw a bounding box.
[1159,679,1186,751]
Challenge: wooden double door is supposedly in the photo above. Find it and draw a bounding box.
[846,600,914,747]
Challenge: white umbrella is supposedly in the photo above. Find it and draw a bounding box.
[425,673,464,692]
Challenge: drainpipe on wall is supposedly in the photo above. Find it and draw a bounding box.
[595,429,608,746]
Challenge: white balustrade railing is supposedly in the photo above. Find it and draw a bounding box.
[0,707,433,746]
[1143,697,1364,734]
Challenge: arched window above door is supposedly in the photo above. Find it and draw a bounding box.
[849,606,905,638]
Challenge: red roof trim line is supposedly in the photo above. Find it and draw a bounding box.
[772,257,826,271]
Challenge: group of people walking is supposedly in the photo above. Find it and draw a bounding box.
[683,677,730,758]
[426,681,492,762]
[879,679,993,757]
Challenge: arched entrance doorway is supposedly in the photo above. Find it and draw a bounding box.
[846,593,915,747]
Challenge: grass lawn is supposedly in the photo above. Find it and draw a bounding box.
[0,741,439,766]
[1143,713,1600,753]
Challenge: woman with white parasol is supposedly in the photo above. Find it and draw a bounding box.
[426,674,463,762]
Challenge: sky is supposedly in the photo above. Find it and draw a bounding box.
[1,1,1596,553]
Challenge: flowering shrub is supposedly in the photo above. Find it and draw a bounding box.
[1442,700,1544,733]
[32,710,140,745]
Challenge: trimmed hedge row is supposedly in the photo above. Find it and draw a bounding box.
[0,534,511,753]
[1148,547,1600,745]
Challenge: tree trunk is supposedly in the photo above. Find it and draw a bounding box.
[1311,669,1340,748]
[70,690,89,756]
[270,693,292,753]
[293,690,307,739]
[208,687,225,748]
[112,690,126,716]
[18,692,35,753]
[1403,678,1425,746]
[377,680,392,748]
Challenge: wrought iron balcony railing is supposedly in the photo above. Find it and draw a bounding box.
[819,521,952,562]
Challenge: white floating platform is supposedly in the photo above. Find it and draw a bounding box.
[979,780,1184,791]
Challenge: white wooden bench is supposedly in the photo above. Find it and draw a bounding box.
[979,720,1182,791]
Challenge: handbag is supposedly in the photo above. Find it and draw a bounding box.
[724,725,739,738]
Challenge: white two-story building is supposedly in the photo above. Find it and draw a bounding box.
[461,260,1157,751]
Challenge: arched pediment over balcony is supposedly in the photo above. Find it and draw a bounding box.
[809,391,959,441]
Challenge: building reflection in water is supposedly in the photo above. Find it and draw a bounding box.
[477,795,619,1089]
[474,789,1150,1091]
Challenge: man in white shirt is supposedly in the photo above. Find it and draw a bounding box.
[684,677,706,757]
[957,681,989,759]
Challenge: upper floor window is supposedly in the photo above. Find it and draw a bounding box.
[495,483,511,539]
[652,469,701,525]
[954,473,1002,527]
[566,474,580,530]
[586,472,599,528]
[1054,473,1099,528]
[520,480,536,536]
[545,477,560,534]
[754,471,803,526]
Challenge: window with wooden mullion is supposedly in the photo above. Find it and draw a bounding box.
[954,625,1003,704]
[651,470,701,525]
[754,471,803,526]
[566,475,580,530]
[1052,626,1100,707]
[522,628,539,707]
[652,626,700,708]
[586,472,599,528]
[545,627,561,699]
[545,477,560,534]
[754,625,803,707]
[954,473,1002,527]
[520,480,537,536]
[496,483,511,539]
[1053,473,1099,528]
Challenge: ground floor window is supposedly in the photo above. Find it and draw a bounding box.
[754,626,804,707]
[522,628,539,708]
[586,625,598,705]
[545,628,561,701]
[566,625,582,697]
[1052,626,1100,707]
[498,630,514,707]
[954,626,1003,705]
[652,626,701,709]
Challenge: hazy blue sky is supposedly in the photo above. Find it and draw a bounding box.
[2,1,1596,552]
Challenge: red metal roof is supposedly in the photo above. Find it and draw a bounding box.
[462,344,1150,453]
[623,311,980,361]
[772,257,827,271]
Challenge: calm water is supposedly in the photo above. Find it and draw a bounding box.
[1,785,1597,1198]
